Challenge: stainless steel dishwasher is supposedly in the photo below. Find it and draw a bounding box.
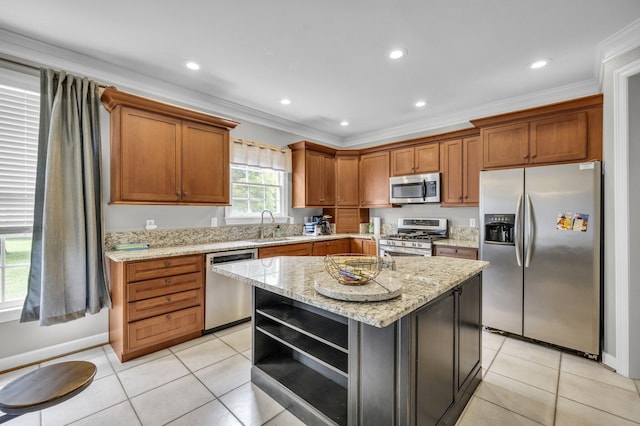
[205,248,257,333]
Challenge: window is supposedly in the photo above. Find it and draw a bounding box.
[0,81,39,309]
[228,165,286,218]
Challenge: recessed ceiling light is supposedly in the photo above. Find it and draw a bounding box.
[340,121,349,126]
[415,100,427,108]
[388,48,407,59]
[530,59,550,69]
[186,61,200,70]
[280,98,291,105]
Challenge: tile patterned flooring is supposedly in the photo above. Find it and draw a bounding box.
[1,324,639,425]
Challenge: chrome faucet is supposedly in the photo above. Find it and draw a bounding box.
[260,209,275,239]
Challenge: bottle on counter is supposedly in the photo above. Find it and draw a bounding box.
[275,225,282,238]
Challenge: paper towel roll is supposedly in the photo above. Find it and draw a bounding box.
[372,217,381,235]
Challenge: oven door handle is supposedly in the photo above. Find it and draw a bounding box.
[421,180,427,201]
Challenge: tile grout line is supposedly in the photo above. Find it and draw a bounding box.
[552,353,562,425]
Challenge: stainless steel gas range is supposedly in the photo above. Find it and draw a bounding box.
[379,218,448,257]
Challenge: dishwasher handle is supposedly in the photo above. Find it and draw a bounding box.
[207,249,257,268]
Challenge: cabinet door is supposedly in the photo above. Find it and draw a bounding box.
[462,136,481,205]
[458,276,481,390]
[181,121,229,204]
[529,112,587,164]
[350,238,364,254]
[305,151,325,206]
[482,123,529,168]
[336,156,359,206]
[335,208,361,233]
[120,107,181,202]
[322,153,336,205]
[415,293,455,425]
[441,139,463,204]
[360,151,390,207]
[363,239,377,255]
[258,242,312,258]
[390,147,415,176]
[312,239,350,256]
[415,143,440,173]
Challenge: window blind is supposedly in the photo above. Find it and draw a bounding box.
[0,84,39,234]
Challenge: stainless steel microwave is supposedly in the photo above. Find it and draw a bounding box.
[389,173,440,204]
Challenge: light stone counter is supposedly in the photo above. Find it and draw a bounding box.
[433,238,479,249]
[212,256,488,328]
[104,234,375,262]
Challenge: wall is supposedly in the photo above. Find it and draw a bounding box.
[628,73,640,377]
[601,45,640,369]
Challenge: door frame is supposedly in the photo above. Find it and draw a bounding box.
[610,58,640,377]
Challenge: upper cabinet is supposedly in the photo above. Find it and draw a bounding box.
[472,94,602,170]
[335,152,360,206]
[441,137,481,206]
[360,150,391,207]
[390,143,439,176]
[290,141,336,207]
[101,88,238,205]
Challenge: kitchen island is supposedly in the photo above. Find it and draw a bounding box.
[212,256,488,426]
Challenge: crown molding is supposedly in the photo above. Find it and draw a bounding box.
[595,17,640,88]
[341,79,600,147]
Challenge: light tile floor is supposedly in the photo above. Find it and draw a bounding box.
[1,325,639,425]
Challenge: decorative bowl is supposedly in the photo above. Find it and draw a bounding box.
[324,254,381,285]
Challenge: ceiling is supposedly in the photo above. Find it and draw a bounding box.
[2,1,640,147]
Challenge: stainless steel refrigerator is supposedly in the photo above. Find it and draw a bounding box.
[479,161,601,355]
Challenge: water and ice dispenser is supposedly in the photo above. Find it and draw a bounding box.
[484,214,515,244]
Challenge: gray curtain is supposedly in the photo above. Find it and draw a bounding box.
[20,69,111,325]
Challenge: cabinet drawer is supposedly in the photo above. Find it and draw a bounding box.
[435,246,477,260]
[127,288,202,322]
[258,243,312,258]
[312,239,351,256]
[127,306,203,351]
[127,255,203,282]
[127,271,202,302]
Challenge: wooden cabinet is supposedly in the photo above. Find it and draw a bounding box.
[335,153,359,206]
[107,254,204,362]
[290,142,336,207]
[312,239,351,256]
[101,88,238,205]
[350,238,377,255]
[434,245,478,260]
[390,143,439,176]
[360,151,391,207]
[258,242,312,258]
[335,208,361,234]
[441,137,481,206]
[472,95,602,170]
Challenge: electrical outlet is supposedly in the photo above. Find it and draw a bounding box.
[469,218,476,228]
[210,217,218,227]
[145,219,157,230]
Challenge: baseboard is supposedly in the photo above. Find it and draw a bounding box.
[601,351,618,371]
[0,332,109,372]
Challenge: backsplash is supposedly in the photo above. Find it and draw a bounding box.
[104,224,303,250]
[449,226,479,241]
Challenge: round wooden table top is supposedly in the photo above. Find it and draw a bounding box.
[0,361,96,415]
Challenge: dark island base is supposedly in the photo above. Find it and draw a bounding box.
[251,274,483,426]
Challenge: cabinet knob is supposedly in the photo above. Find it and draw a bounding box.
[524,155,529,159]
[165,261,171,267]
[166,314,171,320]
[165,279,171,285]
[166,296,171,303]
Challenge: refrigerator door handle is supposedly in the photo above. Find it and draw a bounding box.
[514,193,523,266]
[525,193,534,267]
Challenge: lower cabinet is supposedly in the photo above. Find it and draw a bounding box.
[350,238,377,255]
[251,274,482,426]
[312,239,351,255]
[107,254,204,362]
[258,242,312,258]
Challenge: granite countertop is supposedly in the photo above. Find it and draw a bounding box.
[433,239,479,249]
[104,234,376,262]
[212,256,488,328]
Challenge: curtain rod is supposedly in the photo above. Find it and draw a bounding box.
[1,57,111,88]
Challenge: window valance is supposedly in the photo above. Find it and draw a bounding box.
[230,137,292,172]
